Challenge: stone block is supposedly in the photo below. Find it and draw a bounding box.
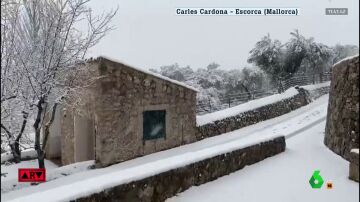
[349,149,359,182]
[324,56,359,161]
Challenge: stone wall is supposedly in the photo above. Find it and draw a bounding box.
[324,56,359,160]
[61,107,75,165]
[307,86,331,100]
[196,88,312,140]
[44,106,62,159]
[75,136,286,202]
[58,62,100,166]
[349,149,359,182]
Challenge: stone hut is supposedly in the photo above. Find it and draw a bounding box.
[45,57,198,167]
[324,55,359,160]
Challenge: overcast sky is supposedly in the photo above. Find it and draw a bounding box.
[87,0,359,70]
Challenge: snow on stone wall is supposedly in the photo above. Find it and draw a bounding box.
[196,88,309,140]
[74,136,285,202]
[302,81,331,100]
[196,85,330,140]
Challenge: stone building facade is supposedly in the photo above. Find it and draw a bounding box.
[46,57,198,167]
[324,55,359,160]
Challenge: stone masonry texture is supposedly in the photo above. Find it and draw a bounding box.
[196,87,317,140]
[324,56,359,160]
[61,57,197,167]
[74,136,286,202]
[349,150,359,182]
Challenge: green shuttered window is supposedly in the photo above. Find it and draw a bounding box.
[143,110,166,140]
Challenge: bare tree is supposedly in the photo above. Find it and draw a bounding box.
[2,0,117,167]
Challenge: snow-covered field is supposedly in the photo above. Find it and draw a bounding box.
[1,133,36,163]
[167,122,359,202]
[1,94,338,202]
[1,159,58,181]
[1,159,58,193]
[1,160,93,193]
[1,149,38,164]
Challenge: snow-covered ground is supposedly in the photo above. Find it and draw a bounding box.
[1,160,93,193]
[1,159,59,194]
[302,81,331,91]
[1,149,37,164]
[1,159,58,181]
[167,121,359,202]
[1,95,334,202]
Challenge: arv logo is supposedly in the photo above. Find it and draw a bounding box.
[18,168,46,182]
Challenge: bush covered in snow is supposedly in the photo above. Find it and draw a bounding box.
[151,64,271,112]
[151,30,358,113]
[248,30,358,85]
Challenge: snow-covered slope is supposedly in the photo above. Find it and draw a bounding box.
[167,121,359,202]
[1,95,330,202]
[1,149,37,164]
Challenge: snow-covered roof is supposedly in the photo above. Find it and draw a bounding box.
[97,56,199,92]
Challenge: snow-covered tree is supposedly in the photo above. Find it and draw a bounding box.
[1,0,33,162]
[239,67,266,96]
[248,30,356,88]
[206,62,220,71]
[223,67,267,99]
[247,33,284,84]
[331,44,359,64]
[283,29,308,77]
[152,62,270,111]
[305,41,333,83]
[1,0,117,167]
[151,63,194,82]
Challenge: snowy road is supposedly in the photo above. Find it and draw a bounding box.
[167,121,359,201]
[3,94,355,202]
